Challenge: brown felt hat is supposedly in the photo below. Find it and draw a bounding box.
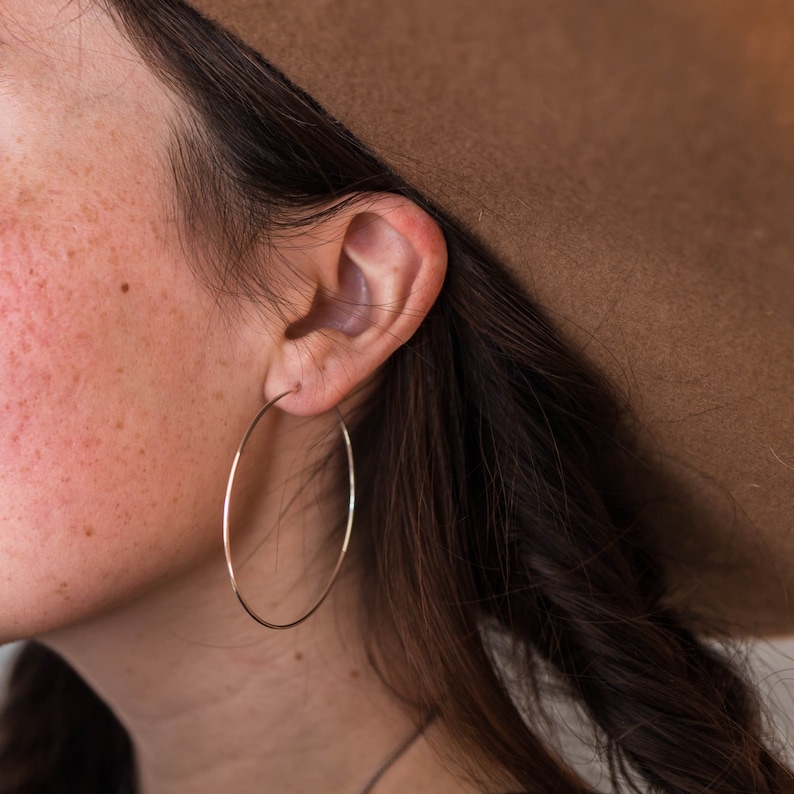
[190,0,794,633]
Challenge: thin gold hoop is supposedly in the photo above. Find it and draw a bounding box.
[222,391,355,630]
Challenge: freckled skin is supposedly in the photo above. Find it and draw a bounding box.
[0,2,267,640]
[0,9,467,792]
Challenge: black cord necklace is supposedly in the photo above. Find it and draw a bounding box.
[356,714,435,794]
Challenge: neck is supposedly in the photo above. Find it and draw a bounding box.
[40,549,469,794]
[36,412,478,794]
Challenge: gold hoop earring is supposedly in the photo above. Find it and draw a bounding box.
[222,391,355,630]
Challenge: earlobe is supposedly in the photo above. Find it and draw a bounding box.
[265,195,447,417]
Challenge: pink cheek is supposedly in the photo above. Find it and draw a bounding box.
[1,228,133,471]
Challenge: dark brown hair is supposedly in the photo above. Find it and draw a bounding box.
[1,1,790,792]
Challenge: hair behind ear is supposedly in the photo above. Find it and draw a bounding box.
[352,228,791,793]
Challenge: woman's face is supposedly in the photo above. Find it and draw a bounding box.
[0,1,266,640]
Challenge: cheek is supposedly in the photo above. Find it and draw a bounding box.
[0,5,260,639]
[0,201,246,639]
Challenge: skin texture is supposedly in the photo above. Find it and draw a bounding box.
[0,3,459,792]
[0,0,446,640]
[0,0,263,638]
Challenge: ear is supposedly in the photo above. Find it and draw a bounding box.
[263,194,447,417]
